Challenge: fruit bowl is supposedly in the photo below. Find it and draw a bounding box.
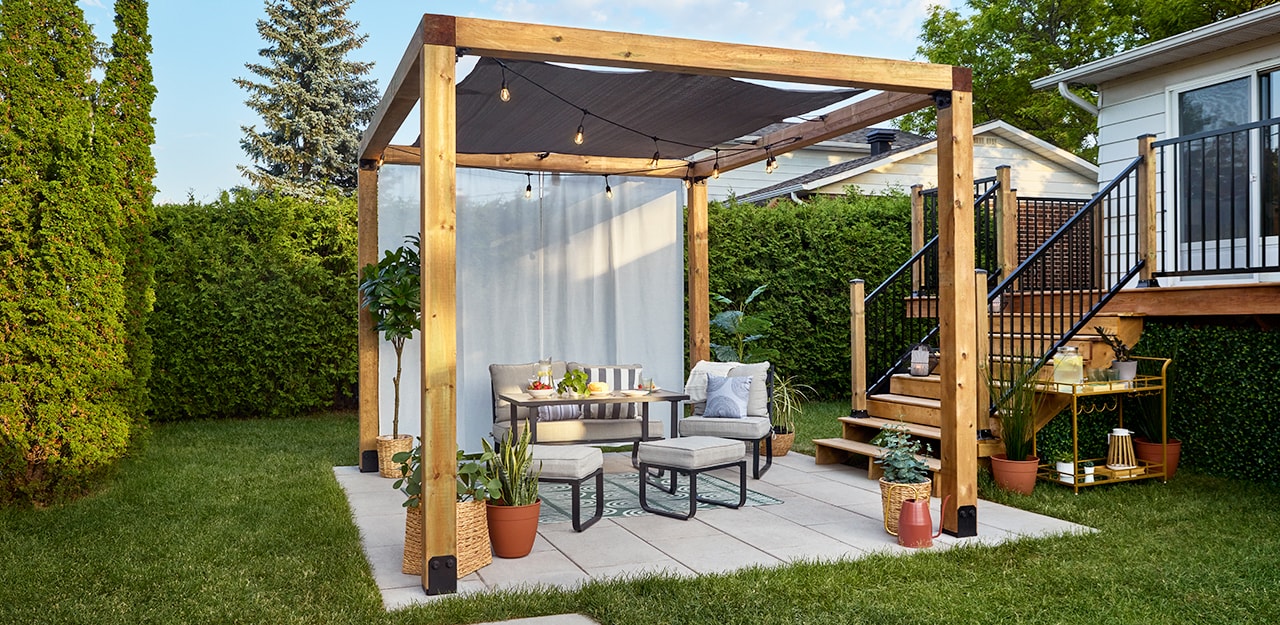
[527,388,555,399]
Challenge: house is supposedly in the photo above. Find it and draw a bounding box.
[736,120,1099,204]
[699,124,931,200]
[1032,3,1280,290]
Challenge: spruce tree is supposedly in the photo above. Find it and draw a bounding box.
[235,0,378,196]
[0,0,132,503]
[101,0,158,426]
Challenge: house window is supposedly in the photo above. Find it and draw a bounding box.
[1177,77,1249,244]
[1262,71,1280,238]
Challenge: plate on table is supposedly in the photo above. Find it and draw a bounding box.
[619,389,650,397]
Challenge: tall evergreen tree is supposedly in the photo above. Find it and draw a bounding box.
[100,0,158,426]
[235,0,378,196]
[0,0,132,504]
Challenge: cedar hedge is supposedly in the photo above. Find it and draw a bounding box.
[148,191,359,420]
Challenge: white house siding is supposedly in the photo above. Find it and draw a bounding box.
[701,143,868,200]
[1094,37,1280,185]
[811,135,1097,199]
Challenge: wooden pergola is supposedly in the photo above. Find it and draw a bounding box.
[356,14,978,595]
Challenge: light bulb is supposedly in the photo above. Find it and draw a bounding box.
[765,155,778,174]
[650,151,660,169]
[605,183,613,199]
[574,124,585,145]
[712,164,720,179]
[524,183,532,199]
[683,178,692,189]
[500,84,511,102]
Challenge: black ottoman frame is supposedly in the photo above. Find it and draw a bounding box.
[637,459,746,520]
[538,467,604,532]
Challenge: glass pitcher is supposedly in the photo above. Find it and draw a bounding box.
[1052,346,1084,388]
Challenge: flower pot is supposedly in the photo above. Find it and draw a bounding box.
[990,454,1039,495]
[486,500,541,558]
[878,478,932,536]
[1133,436,1181,478]
[376,434,413,478]
[1055,461,1074,484]
[402,499,492,577]
[1082,465,1095,483]
[761,430,794,457]
[1110,359,1138,381]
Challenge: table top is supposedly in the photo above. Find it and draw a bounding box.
[499,389,689,407]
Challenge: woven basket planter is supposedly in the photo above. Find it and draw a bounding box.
[402,499,492,577]
[376,434,413,478]
[879,478,932,536]
[760,431,795,457]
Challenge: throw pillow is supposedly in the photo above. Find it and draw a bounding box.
[537,405,581,422]
[703,374,750,419]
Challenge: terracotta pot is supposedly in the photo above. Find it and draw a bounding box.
[1134,436,1182,478]
[486,500,541,558]
[990,454,1039,495]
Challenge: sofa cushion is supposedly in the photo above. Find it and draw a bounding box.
[568,362,643,419]
[678,416,772,439]
[530,444,603,480]
[637,436,745,469]
[685,360,771,417]
[492,413,665,444]
[490,361,567,422]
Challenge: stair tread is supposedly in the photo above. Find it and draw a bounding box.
[812,438,943,470]
[869,394,940,409]
[840,416,942,439]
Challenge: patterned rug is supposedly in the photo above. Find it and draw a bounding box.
[538,471,782,524]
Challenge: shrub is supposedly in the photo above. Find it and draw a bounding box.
[148,190,358,420]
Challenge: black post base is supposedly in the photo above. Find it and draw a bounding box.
[359,449,379,473]
[942,504,978,538]
[425,556,457,595]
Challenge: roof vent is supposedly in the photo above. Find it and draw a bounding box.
[866,129,896,157]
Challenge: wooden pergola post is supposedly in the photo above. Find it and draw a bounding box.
[418,37,459,595]
[357,165,380,472]
[935,72,978,538]
[995,165,1018,281]
[850,279,867,415]
[687,180,710,368]
[1136,134,1159,287]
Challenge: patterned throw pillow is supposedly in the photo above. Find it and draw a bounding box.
[703,374,750,419]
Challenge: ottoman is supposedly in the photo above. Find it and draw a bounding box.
[530,444,604,532]
[636,436,747,520]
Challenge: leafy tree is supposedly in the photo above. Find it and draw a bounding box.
[0,0,133,504]
[100,0,158,427]
[235,0,378,197]
[1138,0,1278,41]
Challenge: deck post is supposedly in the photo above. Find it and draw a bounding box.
[995,165,1017,281]
[419,31,458,596]
[687,179,710,368]
[935,72,978,538]
[850,279,867,415]
[910,184,924,293]
[357,164,380,472]
[1136,134,1159,287]
[974,270,991,433]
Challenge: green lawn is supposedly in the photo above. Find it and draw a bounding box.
[3,411,1278,624]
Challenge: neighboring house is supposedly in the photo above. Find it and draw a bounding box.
[737,120,1099,204]
[1033,3,1280,288]
[699,125,930,200]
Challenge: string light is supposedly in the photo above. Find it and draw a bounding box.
[712,149,721,179]
[524,173,532,199]
[604,175,613,199]
[683,178,692,189]
[499,66,511,102]
[574,109,587,145]
[765,148,778,174]
[649,137,661,169]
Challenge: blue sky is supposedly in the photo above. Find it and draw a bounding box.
[79,0,950,203]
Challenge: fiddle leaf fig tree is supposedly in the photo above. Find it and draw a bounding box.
[710,284,779,364]
[358,235,420,439]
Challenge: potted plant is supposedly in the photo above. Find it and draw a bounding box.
[872,422,933,536]
[1094,325,1139,381]
[1052,450,1075,484]
[1080,460,1095,483]
[1128,391,1181,477]
[392,443,495,577]
[764,374,813,457]
[358,235,421,477]
[483,425,542,558]
[984,359,1044,495]
[556,367,589,398]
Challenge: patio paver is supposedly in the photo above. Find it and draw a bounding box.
[333,452,1094,611]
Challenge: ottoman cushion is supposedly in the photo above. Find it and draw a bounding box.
[638,436,745,469]
[678,416,772,439]
[531,445,603,480]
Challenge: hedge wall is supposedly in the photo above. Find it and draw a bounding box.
[706,190,912,396]
[148,191,359,420]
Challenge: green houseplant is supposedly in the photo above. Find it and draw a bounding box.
[1094,326,1139,381]
[556,367,589,398]
[392,443,495,577]
[710,284,779,364]
[984,358,1044,495]
[765,374,813,456]
[483,425,542,558]
[358,235,421,477]
[872,422,933,535]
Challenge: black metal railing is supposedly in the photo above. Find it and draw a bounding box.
[919,176,1001,295]
[862,181,1001,396]
[985,157,1146,376]
[1153,117,1280,277]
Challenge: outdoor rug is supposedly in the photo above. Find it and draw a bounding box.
[538,472,782,524]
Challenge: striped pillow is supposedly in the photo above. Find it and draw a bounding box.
[570,363,643,419]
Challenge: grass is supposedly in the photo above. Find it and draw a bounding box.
[3,411,1279,624]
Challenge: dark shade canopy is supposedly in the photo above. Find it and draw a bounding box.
[454,58,860,159]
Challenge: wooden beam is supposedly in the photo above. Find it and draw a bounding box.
[1103,282,1280,317]
[419,41,458,595]
[357,166,380,472]
[450,15,954,93]
[359,17,433,161]
[935,79,977,538]
[689,91,934,179]
[383,145,688,177]
[910,184,924,292]
[974,270,991,434]
[1136,134,1158,285]
[995,165,1017,280]
[687,180,710,368]
[850,279,867,414]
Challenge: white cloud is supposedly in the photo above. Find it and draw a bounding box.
[79,0,106,8]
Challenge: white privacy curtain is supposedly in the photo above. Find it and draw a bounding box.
[376,166,685,449]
